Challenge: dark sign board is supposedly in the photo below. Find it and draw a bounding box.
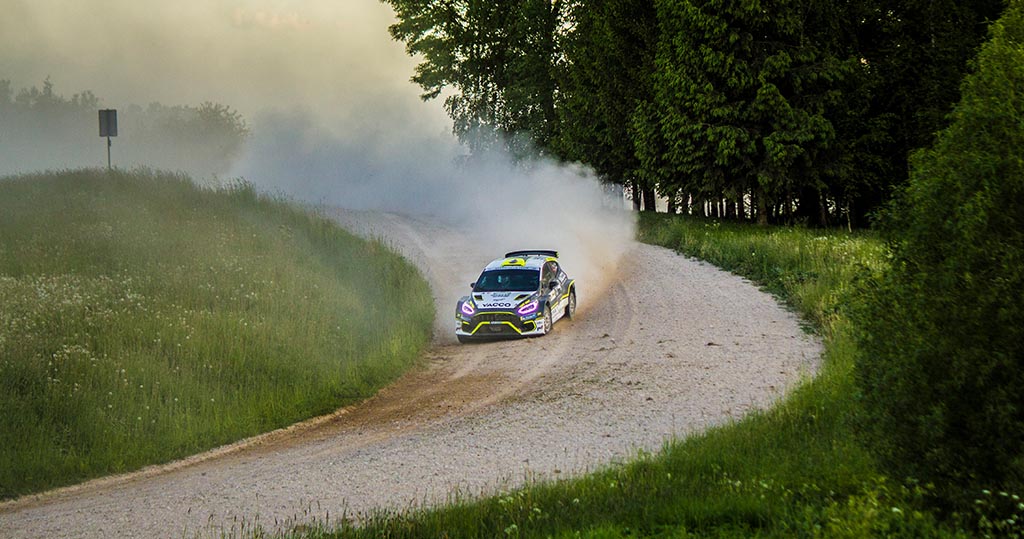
[99,109,118,137]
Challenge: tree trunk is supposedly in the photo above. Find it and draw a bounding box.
[632,180,642,211]
[756,189,768,226]
[642,186,657,212]
[819,194,830,228]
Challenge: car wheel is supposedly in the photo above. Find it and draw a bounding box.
[457,335,470,344]
[565,289,576,320]
[541,305,552,335]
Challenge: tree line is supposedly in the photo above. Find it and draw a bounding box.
[0,78,248,179]
[383,0,1005,227]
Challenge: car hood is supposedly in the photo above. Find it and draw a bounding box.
[472,291,535,310]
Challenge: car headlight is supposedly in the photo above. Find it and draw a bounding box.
[517,299,538,316]
[461,301,475,316]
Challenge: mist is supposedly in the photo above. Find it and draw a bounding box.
[2,0,635,299]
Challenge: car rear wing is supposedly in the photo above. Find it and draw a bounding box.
[505,249,558,259]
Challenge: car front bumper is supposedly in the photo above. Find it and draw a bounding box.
[455,310,544,339]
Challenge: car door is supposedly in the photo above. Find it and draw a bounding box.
[543,262,561,312]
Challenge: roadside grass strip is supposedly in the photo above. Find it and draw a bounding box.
[291,214,980,538]
[0,169,433,499]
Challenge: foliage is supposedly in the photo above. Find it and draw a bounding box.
[382,0,564,157]
[852,0,1024,508]
[554,0,660,210]
[0,78,248,178]
[648,0,850,224]
[0,169,433,498]
[381,0,1006,226]
[117,100,249,177]
[851,0,1006,222]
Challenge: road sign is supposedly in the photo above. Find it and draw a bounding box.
[99,109,117,170]
[99,109,117,137]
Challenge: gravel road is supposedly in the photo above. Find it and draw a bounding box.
[0,211,820,538]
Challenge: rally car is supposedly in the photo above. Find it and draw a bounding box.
[455,250,576,343]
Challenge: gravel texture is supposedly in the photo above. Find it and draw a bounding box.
[0,211,821,538]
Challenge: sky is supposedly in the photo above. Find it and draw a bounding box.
[0,0,450,136]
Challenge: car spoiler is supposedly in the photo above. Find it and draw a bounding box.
[505,249,558,259]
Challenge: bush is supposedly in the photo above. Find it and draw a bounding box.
[853,0,1024,508]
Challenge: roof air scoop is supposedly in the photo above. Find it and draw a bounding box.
[504,249,558,259]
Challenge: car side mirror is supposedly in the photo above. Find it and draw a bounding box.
[549,281,558,290]
[470,282,476,289]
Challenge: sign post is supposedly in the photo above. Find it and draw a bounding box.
[98,109,118,171]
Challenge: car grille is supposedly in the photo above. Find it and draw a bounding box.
[464,313,535,334]
[476,313,519,324]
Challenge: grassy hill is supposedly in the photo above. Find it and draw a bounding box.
[0,169,434,498]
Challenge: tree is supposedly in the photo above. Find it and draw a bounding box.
[650,0,852,225]
[849,0,1006,224]
[121,101,249,177]
[555,0,660,210]
[383,0,565,157]
[854,0,1024,507]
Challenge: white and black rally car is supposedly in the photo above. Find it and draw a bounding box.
[455,250,576,343]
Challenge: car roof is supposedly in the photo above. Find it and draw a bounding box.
[483,253,556,271]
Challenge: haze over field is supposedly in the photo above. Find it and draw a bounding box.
[1,0,635,285]
[1,1,445,131]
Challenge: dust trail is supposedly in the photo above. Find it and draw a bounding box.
[230,110,636,308]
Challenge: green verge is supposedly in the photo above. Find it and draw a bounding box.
[297,213,977,538]
[0,169,434,499]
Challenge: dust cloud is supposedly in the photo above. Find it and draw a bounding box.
[1,0,636,297]
[231,107,636,306]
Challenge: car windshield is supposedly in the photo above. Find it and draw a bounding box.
[474,269,539,292]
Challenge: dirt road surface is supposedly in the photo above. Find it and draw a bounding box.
[0,211,820,538]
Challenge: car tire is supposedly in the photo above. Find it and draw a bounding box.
[457,335,470,344]
[541,304,552,335]
[565,289,576,320]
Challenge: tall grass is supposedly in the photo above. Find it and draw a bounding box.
[293,214,973,538]
[637,214,888,332]
[0,169,434,499]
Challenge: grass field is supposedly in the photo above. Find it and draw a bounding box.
[0,169,434,499]
[291,213,984,538]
